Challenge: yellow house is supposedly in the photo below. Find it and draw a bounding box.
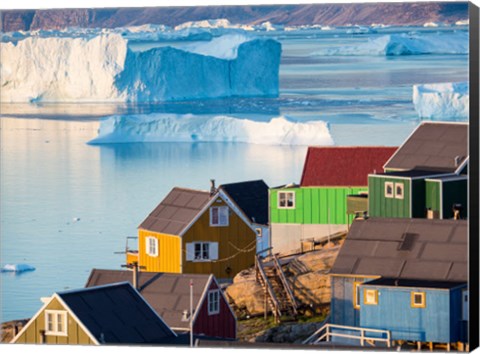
[11,282,176,345]
[130,184,257,280]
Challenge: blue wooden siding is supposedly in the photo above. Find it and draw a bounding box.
[331,276,372,327]
[450,287,468,343]
[359,284,462,343]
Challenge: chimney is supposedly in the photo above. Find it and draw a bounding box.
[210,179,216,196]
[132,262,139,290]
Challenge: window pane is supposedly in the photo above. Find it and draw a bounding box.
[279,193,286,207]
[57,313,63,332]
[47,313,54,331]
[211,207,219,225]
[414,294,423,304]
[195,243,201,259]
[203,243,209,259]
[287,193,294,207]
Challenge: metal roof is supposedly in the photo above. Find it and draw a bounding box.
[138,187,211,235]
[86,270,211,330]
[300,147,397,187]
[331,217,467,282]
[220,180,269,225]
[373,169,451,178]
[58,282,175,344]
[384,122,468,173]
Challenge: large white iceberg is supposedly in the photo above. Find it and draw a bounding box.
[0,33,281,102]
[412,82,469,120]
[88,114,334,146]
[313,32,468,56]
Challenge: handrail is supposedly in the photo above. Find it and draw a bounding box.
[303,323,391,348]
[256,255,282,319]
[272,254,298,314]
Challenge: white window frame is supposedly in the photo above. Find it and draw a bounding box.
[364,289,378,305]
[385,182,394,198]
[145,236,158,257]
[394,182,404,199]
[278,191,295,209]
[208,290,220,315]
[209,206,229,227]
[45,310,68,336]
[462,290,468,321]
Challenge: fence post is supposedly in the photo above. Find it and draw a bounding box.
[360,329,364,346]
[326,325,330,342]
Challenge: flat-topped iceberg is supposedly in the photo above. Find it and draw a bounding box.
[1,33,281,102]
[88,114,333,146]
[313,31,468,56]
[412,82,469,120]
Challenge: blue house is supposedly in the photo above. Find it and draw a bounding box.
[328,217,468,349]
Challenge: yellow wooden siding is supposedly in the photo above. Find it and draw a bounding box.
[182,198,256,279]
[138,229,181,273]
[13,298,93,345]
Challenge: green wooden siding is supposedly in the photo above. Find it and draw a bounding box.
[368,176,411,218]
[270,187,367,225]
[425,180,441,215]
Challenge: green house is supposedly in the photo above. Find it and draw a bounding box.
[369,122,468,220]
[270,146,397,255]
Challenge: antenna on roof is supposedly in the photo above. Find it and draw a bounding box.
[454,156,461,167]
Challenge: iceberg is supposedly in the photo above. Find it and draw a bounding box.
[1,34,281,102]
[1,264,36,273]
[412,82,469,120]
[312,32,468,56]
[88,114,334,146]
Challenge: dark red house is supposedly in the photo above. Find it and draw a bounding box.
[86,270,236,339]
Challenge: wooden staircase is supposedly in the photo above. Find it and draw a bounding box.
[255,254,298,323]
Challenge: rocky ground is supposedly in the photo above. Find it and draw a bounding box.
[226,242,343,343]
[1,319,29,343]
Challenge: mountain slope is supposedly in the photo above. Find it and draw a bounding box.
[1,2,469,32]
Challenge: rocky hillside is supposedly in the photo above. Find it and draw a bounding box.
[226,243,342,318]
[2,2,469,32]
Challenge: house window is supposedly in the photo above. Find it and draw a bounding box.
[462,290,468,321]
[364,289,378,305]
[256,228,262,237]
[385,182,394,198]
[45,310,68,336]
[186,242,219,261]
[353,281,362,309]
[278,192,295,209]
[411,292,426,308]
[395,183,404,199]
[146,236,158,257]
[210,206,229,226]
[208,290,220,315]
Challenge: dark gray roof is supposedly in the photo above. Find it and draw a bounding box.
[58,282,175,344]
[374,169,451,178]
[220,180,269,225]
[138,187,211,235]
[331,218,467,282]
[86,270,211,330]
[384,122,468,173]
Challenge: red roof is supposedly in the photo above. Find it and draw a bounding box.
[300,147,398,187]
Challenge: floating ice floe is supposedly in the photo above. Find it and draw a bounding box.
[1,33,281,103]
[1,264,36,273]
[312,31,468,56]
[88,114,334,146]
[412,82,469,120]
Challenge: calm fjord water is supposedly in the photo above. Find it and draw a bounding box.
[0,27,468,321]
